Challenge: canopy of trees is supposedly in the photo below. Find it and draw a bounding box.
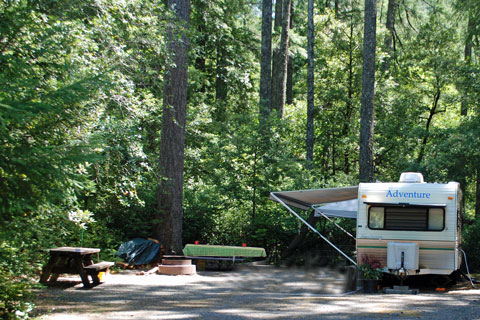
[1,0,480,317]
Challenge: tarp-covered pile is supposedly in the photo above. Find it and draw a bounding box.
[116,238,160,265]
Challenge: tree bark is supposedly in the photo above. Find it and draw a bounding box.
[461,16,474,116]
[215,37,227,122]
[383,0,396,72]
[271,0,282,116]
[476,167,480,219]
[286,0,294,105]
[274,0,283,30]
[417,89,441,164]
[259,0,273,124]
[343,19,355,175]
[286,56,294,105]
[359,0,376,183]
[271,0,291,117]
[215,42,227,102]
[283,211,319,258]
[306,0,314,166]
[155,0,190,254]
[384,0,395,53]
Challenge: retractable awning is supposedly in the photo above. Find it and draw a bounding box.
[313,199,358,219]
[270,186,359,266]
[270,186,358,210]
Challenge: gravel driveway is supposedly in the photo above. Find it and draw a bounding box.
[33,263,480,320]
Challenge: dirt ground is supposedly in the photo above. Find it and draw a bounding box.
[33,263,480,320]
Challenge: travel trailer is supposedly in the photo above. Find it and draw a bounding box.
[356,172,462,276]
[270,172,463,277]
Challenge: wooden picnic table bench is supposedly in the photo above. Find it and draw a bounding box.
[40,247,113,288]
[84,261,114,284]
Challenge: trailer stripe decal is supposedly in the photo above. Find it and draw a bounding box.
[357,245,454,251]
[357,246,387,249]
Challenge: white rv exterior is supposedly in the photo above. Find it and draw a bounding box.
[356,175,462,276]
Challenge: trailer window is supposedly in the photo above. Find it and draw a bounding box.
[369,207,384,229]
[368,206,445,231]
[428,208,444,231]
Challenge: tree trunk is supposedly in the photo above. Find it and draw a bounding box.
[283,211,319,258]
[271,0,291,117]
[274,0,283,30]
[306,0,314,166]
[259,0,273,125]
[462,16,474,116]
[417,89,441,164]
[286,56,294,105]
[465,16,474,63]
[383,0,396,71]
[155,0,190,254]
[215,42,227,102]
[215,37,227,122]
[270,0,283,110]
[359,0,376,183]
[286,1,294,105]
[194,4,206,92]
[343,18,355,175]
[476,166,480,219]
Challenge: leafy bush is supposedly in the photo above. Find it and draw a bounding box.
[462,220,480,273]
[0,268,33,320]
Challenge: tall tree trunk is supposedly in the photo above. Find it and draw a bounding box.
[194,2,206,92]
[306,0,315,166]
[274,0,283,30]
[383,0,396,71]
[417,89,441,164]
[155,0,190,254]
[343,19,355,175]
[286,56,294,105]
[215,42,227,102]
[215,37,227,122]
[271,0,282,116]
[271,0,292,117]
[476,166,480,219]
[286,1,294,105]
[259,0,273,126]
[465,16,474,63]
[462,16,474,116]
[359,0,377,183]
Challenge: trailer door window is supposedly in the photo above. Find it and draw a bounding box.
[368,206,445,231]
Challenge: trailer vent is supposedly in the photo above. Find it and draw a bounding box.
[399,172,424,183]
[387,242,419,270]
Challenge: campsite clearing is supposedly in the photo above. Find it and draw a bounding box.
[34,263,480,320]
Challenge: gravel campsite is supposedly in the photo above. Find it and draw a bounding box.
[33,263,480,320]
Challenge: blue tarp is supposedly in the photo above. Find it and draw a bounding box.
[116,238,160,265]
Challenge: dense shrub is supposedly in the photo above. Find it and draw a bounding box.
[462,220,480,273]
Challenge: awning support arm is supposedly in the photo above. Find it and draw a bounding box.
[312,207,356,240]
[270,192,357,266]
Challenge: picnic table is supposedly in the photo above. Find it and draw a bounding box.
[182,244,266,271]
[183,244,267,258]
[40,247,113,288]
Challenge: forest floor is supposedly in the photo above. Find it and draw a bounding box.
[33,263,480,320]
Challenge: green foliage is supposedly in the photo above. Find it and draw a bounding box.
[463,220,480,272]
[0,268,33,319]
